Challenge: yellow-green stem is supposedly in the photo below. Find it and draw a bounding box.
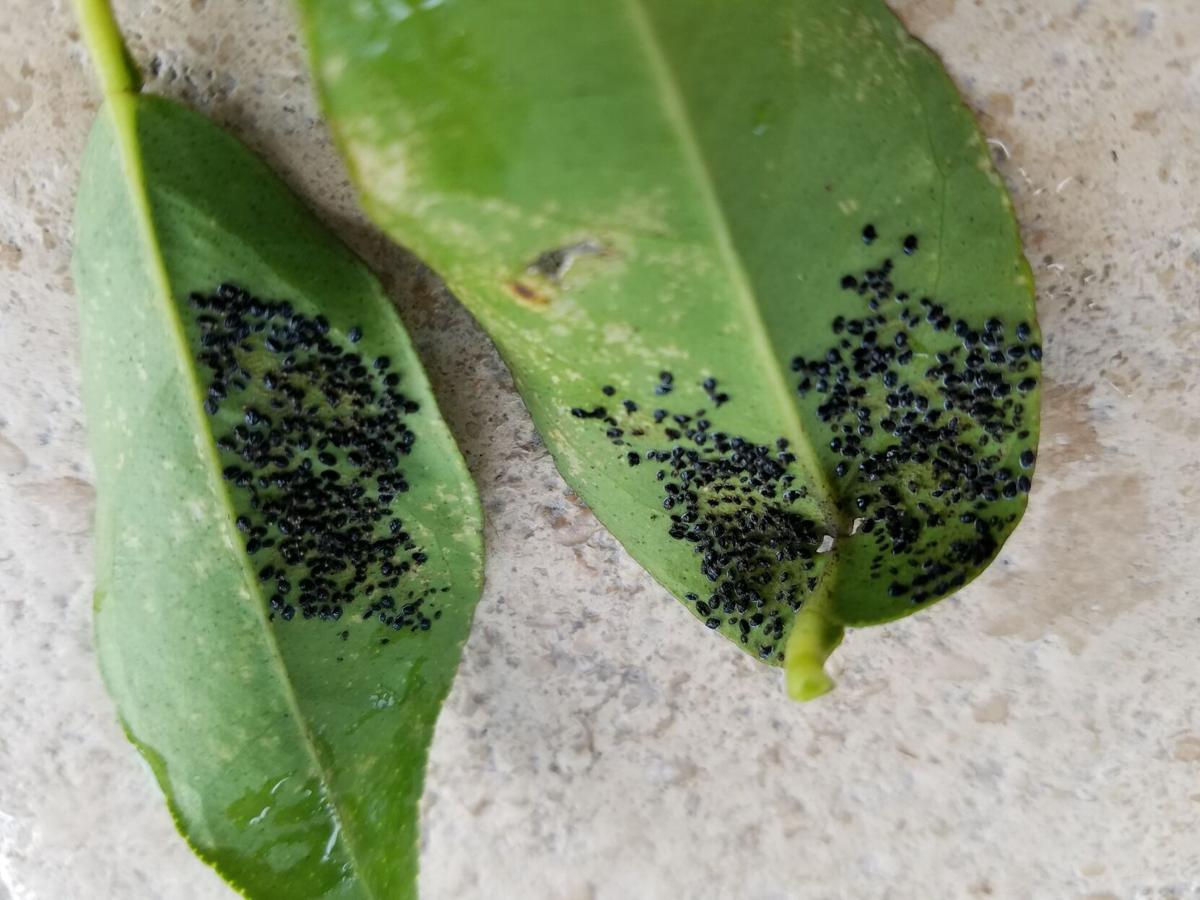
[74,0,141,97]
[784,606,844,701]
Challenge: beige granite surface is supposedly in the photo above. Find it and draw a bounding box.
[1,1,1198,898]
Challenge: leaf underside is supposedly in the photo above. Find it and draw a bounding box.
[297,0,1041,698]
[73,32,483,899]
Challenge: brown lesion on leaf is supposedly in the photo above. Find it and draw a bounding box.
[506,279,550,307]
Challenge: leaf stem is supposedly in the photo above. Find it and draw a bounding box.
[784,606,844,702]
[74,0,141,97]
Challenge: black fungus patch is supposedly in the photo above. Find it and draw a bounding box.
[572,227,1039,645]
[188,283,442,635]
[582,373,823,662]
[790,231,1037,603]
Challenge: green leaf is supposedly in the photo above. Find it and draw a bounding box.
[295,0,1041,700]
[70,1,483,896]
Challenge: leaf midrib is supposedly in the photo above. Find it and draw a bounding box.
[621,0,849,539]
[101,90,378,900]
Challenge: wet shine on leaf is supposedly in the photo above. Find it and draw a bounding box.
[297,0,1042,698]
[71,2,482,896]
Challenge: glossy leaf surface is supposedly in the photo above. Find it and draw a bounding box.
[297,0,1041,698]
[72,1,483,895]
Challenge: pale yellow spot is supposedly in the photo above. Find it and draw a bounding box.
[322,55,347,82]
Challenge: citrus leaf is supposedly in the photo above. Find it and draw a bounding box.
[295,0,1041,700]
[71,1,483,896]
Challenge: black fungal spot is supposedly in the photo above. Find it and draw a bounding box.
[702,376,730,407]
[188,283,444,638]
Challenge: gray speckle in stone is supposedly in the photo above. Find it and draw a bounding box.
[1,0,1199,898]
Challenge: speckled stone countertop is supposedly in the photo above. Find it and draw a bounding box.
[1,1,1198,898]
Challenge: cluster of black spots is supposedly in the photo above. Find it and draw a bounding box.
[569,228,1039,646]
[576,374,826,663]
[793,227,1039,603]
[188,282,442,636]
